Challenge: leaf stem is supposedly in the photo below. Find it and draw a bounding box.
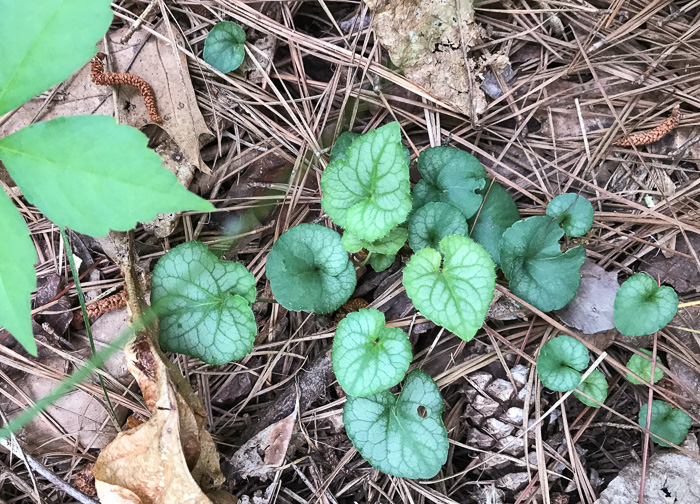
[60,227,120,430]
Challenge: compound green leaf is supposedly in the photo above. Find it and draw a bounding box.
[266,224,356,313]
[500,216,586,312]
[467,181,519,267]
[344,369,448,479]
[369,253,395,272]
[546,193,594,238]
[321,122,411,241]
[574,369,608,408]
[626,349,664,385]
[0,115,213,237]
[408,202,467,252]
[332,309,412,397]
[638,400,691,447]
[0,190,38,355]
[329,131,359,163]
[0,0,113,115]
[403,235,495,341]
[614,273,678,337]
[203,21,246,73]
[151,241,256,365]
[413,146,486,219]
[342,226,407,255]
[536,335,589,392]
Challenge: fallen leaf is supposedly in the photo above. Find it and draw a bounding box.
[364,0,488,117]
[226,405,297,480]
[556,260,619,335]
[646,234,700,294]
[93,335,229,503]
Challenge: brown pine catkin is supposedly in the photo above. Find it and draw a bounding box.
[614,105,680,147]
[71,290,128,327]
[90,52,163,123]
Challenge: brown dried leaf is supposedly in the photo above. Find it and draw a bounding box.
[364,0,487,117]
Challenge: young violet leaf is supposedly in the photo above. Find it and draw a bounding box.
[467,180,519,267]
[546,193,594,237]
[320,122,411,241]
[344,369,448,479]
[408,202,468,252]
[203,21,246,73]
[332,309,412,397]
[403,235,495,341]
[0,0,113,116]
[151,241,256,365]
[266,224,356,313]
[574,369,608,408]
[613,273,678,336]
[638,400,691,447]
[0,190,38,355]
[626,349,664,385]
[536,335,589,392]
[342,226,407,256]
[329,131,359,163]
[500,216,586,312]
[412,146,486,219]
[369,253,395,272]
[0,115,213,237]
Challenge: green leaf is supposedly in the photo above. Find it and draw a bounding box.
[332,309,412,396]
[0,116,213,237]
[574,370,608,408]
[329,131,359,163]
[265,224,356,313]
[203,21,246,73]
[500,216,586,312]
[342,226,407,255]
[614,273,678,337]
[467,181,519,267]
[344,369,448,479]
[320,122,411,241]
[0,0,113,116]
[408,202,467,252]
[150,242,256,365]
[403,235,495,341]
[546,193,594,238]
[0,190,38,355]
[413,146,486,219]
[369,253,396,272]
[536,335,589,392]
[626,349,664,385]
[638,400,691,447]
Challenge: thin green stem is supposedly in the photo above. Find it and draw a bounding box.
[60,228,120,430]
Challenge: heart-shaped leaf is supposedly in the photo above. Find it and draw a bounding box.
[500,216,586,312]
[0,115,213,237]
[329,131,359,163]
[369,253,396,272]
[546,193,594,237]
[536,335,589,392]
[412,146,486,219]
[342,226,407,256]
[320,122,411,241]
[408,202,467,252]
[0,191,38,355]
[614,273,678,336]
[344,369,448,479]
[0,0,113,115]
[203,21,246,73]
[265,224,356,313]
[332,309,412,397]
[638,400,691,447]
[403,235,495,341]
[467,180,519,266]
[151,241,257,365]
[574,370,608,408]
[626,349,664,385]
